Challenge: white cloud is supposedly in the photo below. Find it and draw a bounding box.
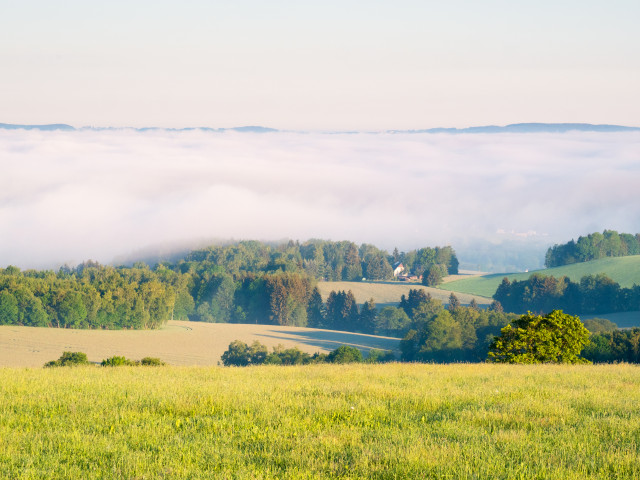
[1,129,639,269]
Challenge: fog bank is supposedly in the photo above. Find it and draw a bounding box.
[1,129,639,269]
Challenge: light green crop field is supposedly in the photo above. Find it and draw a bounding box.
[440,255,640,298]
[1,363,639,479]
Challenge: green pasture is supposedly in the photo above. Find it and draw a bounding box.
[1,363,639,479]
[441,255,640,298]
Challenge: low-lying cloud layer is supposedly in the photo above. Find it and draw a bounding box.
[2,129,639,269]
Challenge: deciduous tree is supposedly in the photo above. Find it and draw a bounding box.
[488,310,590,364]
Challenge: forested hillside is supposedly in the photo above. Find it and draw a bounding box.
[545,230,640,267]
[0,240,458,330]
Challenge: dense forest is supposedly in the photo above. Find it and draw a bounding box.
[545,230,640,267]
[0,240,458,329]
[0,263,175,329]
[493,273,640,315]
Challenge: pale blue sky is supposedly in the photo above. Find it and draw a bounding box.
[2,0,639,129]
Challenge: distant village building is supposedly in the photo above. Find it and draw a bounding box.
[393,262,405,277]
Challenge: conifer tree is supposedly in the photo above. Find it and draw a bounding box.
[359,298,377,334]
[448,292,460,311]
[307,287,325,328]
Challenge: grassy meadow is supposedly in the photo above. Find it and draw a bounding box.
[1,363,639,479]
[440,255,640,298]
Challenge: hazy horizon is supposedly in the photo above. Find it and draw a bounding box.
[3,121,640,132]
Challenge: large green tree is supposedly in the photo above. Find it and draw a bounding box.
[375,306,410,337]
[418,310,465,362]
[488,310,590,364]
[359,298,377,334]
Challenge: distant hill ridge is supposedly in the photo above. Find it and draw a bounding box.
[0,123,75,131]
[2,122,639,134]
[391,123,640,134]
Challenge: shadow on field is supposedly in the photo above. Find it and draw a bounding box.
[256,330,401,354]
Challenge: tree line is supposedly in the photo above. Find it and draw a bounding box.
[0,240,458,329]
[0,262,176,329]
[545,230,640,267]
[220,341,394,366]
[226,307,640,366]
[487,313,640,365]
[493,273,640,315]
[583,328,640,363]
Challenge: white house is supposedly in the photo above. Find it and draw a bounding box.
[393,262,405,277]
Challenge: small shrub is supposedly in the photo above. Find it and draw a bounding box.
[101,355,139,367]
[221,340,251,366]
[268,345,311,365]
[140,357,166,366]
[327,345,363,364]
[264,353,283,365]
[365,349,396,363]
[310,352,329,364]
[44,351,91,368]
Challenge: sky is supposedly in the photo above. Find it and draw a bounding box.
[1,0,639,130]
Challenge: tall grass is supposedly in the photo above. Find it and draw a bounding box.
[1,363,639,479]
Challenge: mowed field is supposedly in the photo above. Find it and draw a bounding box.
[1,363,639,479]
[317,280,492,308]
[0,321,400,368]
[440,255,640,298]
